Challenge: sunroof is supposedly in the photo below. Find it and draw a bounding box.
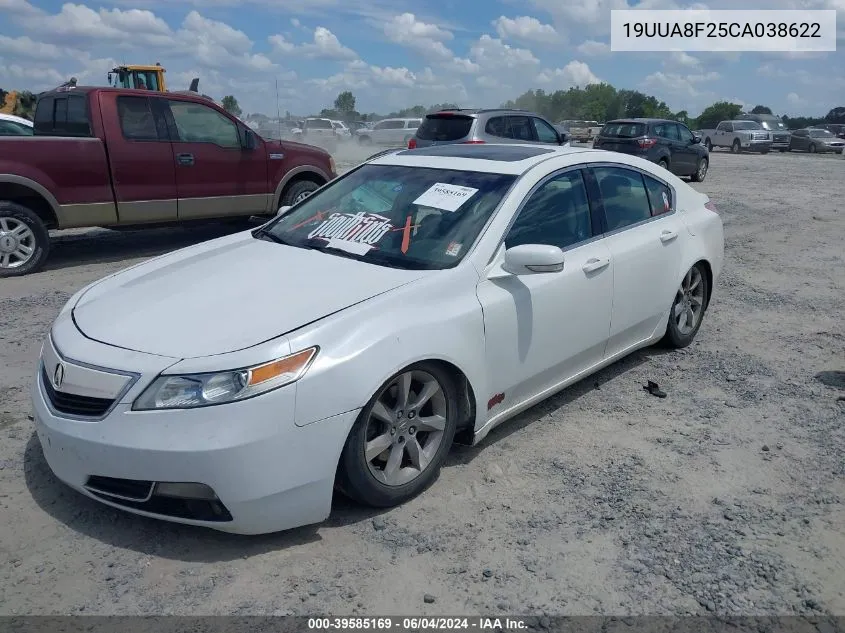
[397,144,556,162]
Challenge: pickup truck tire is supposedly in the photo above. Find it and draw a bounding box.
[731,139,741,153]
[690,157,708,183]
[0,201,50,278]
[704,138,713,151]
[281,180,320,206]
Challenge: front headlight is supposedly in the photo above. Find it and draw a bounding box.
[132,347,318,411]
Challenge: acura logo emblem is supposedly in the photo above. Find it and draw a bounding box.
[53,363,65,389]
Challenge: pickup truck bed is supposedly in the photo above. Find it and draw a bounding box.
[0,86,336,276]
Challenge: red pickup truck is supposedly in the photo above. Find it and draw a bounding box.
[0,86,337,277]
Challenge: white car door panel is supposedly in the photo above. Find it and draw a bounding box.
[592,166,683,358]
[476,168,613,414]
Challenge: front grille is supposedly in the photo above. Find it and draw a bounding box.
[85,476,232,522]
[41,367,115,417]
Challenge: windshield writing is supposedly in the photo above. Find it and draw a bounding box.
[264,164,516,270]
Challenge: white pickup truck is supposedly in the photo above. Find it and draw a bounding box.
[698,120,772,154]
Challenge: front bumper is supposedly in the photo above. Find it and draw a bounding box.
[32,322,359,535]
[743,139,772,151]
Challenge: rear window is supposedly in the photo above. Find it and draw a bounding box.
[600,122,646,138]
[33,93,91,137]
[416,114,473,141]
[308,119,332,129]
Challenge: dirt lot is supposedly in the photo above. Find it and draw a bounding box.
[1,149,843,617]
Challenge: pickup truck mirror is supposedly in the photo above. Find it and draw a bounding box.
[242,128,259,150]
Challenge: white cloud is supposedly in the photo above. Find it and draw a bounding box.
[469,35,540,69]
[493,16,559,45]
[269,26,357,60]
[786,92,807,107]
[381,13,458,63]
[664,51,701,69]
[576,40,611,56]
[536,60,601,86]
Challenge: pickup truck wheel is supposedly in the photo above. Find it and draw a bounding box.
[731,139,741,153]
[282,180,320,206]
[704,139,713,151]
[0,202,50,277]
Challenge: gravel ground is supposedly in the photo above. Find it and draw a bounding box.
[0,149,843,617]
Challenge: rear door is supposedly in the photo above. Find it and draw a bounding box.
[105,94,177,223]
[506,116,536,142]
[590,165,683,358]
[414,113,474,147]
[164,97,269,220]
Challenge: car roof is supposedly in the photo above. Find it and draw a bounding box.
[426,108,539,118]
[0,113,33,126]
[369,143,596,175]
[606,118,674,124]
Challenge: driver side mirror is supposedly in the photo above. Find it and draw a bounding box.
[276,205,291,217]
[557,131,570,145]
[691,134,702,144]
[503,244,565,275]
[242,128,259,150]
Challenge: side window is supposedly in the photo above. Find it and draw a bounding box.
[508,116,534,141]
[168,100,240,148]
[532,117,559,143]
[385,120,404,129]
[593,166,652,230]
[485,116,509,138]
[643,174,673,216]
[664,124,681,140]
[505,170,592,250]
[716,122,727,132]
[117,96,159,141]
[373,121,390,130]
[653,122,668,138]
[407,119,422,128]
[675,124,694,143]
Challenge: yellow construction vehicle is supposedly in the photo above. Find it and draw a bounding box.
[108,63,167,92]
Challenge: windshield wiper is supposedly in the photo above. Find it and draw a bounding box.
[253,227,314,249]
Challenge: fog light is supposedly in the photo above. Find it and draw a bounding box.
[154,482,217,500]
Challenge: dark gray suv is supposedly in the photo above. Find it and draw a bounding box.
[408,109,569,149]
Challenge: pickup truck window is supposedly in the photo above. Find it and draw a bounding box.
[168,100,240,148]
[33,94,91,137]
[117,96,159,141]
[716,122,729,132]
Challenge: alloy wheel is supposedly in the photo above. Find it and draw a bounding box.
[364,370,448,487]
[672,267,706,335]
[0,217,36,270]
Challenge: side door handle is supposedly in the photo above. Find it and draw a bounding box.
[660,229,679,243]
[582,257,610,273]
[176,153,195,166]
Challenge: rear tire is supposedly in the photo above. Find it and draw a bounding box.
[358,135,372,146]
[336,362,458,508]
[660,263,710,349]
[0,201,50,278]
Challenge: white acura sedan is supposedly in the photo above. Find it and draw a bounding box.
[33,144,724,534]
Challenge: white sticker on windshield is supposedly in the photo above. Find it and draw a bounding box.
[307,211,393,249]
[413,183,479,212]
[445,241,462,257]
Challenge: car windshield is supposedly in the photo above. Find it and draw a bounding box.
[809,129,834,137]
[733,121,762,130]
[760,120,787,130]
[261,164,517,270]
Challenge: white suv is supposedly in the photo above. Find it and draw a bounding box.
[357,118,421,146]
[300,118,338,148]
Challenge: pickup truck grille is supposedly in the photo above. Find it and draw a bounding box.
[752,132,769,140]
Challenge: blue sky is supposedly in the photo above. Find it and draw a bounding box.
[1,0,842,117]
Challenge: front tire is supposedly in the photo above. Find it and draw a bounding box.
[281,180,320,206]
[0,201,50,278]
[660,263,710,349]
[657,158,669,171]
[690,157,708,182]
[731,139,741,153]
[808,143,816,153]
[336,362,458,507]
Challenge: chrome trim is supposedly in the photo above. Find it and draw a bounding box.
[84,481,155,503]
[39,333,141,421]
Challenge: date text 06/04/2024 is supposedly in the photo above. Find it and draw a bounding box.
[307,617,529,631]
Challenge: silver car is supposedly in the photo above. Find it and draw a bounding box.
[788,128,845,154]
[356,118,422,146]
[409,109,569,150]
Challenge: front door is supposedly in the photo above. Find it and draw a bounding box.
[477,168,614,413]
[590,165,683,358]
[165,98,268,220]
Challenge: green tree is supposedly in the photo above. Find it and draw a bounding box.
[696,101,743,128]
[0,88,7,111]
[750,105,772,115]
[221,95,242,117]
[13,91,36,119]
[334,91,356,115]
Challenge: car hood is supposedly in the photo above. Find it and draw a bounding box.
[72,232,430,358]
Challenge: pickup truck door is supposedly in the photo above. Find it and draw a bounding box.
[164,97,269,220]
[103,93,178,222]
